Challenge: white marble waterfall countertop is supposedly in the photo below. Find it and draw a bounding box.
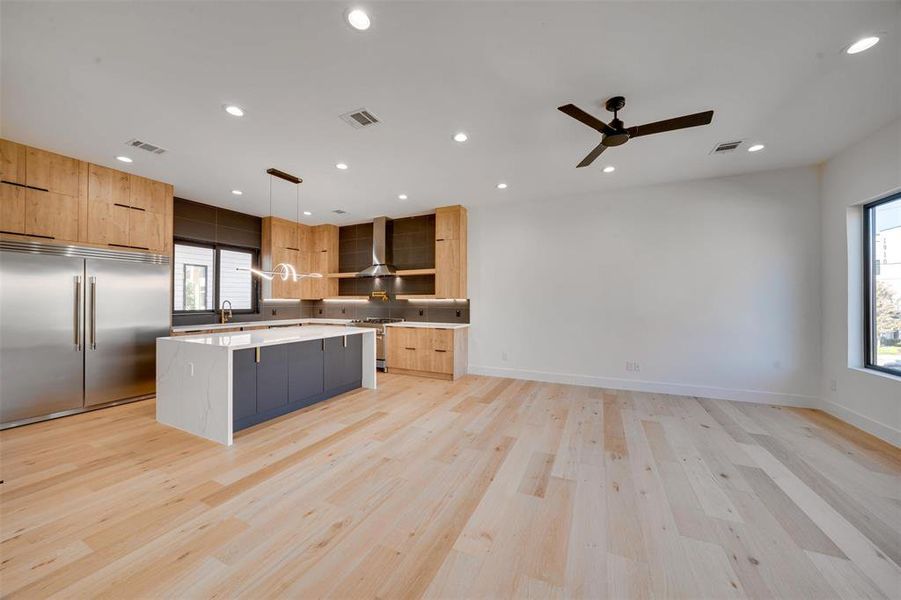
[159,325,375,351]
[384,322,470,330]
[170,318,353,333]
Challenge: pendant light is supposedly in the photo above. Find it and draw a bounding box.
[237,168,323,281]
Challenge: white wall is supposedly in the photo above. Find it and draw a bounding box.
[468,166,822,406]
[820,118,901,446]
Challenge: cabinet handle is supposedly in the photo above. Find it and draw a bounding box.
[405,347,416,351]
[108,243,151,251]
[286,247,300,251]
[434,349,447,353]
[113,203,130,209]
[0,230,54,239]
[255,347,261,363]
[343,335,347,348]
[436,238,445,242]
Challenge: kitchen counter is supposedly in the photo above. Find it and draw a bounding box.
[160,325,374,350]
[384,322,471,330]
[170,318,353,334]
[156,326,376,445]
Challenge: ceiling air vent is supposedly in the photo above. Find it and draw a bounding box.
[125,138,167,155]
[332,209,348,215]
[710,140,743,155]
[339,109,380,129]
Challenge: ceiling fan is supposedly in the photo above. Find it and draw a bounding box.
[558,96,714,168]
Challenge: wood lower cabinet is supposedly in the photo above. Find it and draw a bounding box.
[386,326,468,380]
[232,336,363,432]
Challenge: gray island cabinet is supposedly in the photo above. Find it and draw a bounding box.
[156,326,376,445]
[232,334,363,432]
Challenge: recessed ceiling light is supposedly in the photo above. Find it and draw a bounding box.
[496,182,508,189]
[398,194,408,200]
[303,210,312,216]
[453,132,468,143]
[231,189,243,195]
[347,8,370,31]
[224,105,245,117]
[336,162,348,170]
[846,36,879,54]
[603,165,615,173]
[748,144,765,152]
[116,156,133,163]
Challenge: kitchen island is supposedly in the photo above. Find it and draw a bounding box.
[156,326,376,445]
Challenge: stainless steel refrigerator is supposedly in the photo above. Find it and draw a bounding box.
[0,240,170,428]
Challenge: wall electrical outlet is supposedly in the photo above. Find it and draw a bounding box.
[829,379,837,392]
[626,361,641,373]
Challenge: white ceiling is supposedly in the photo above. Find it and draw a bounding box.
[2,1,899,223]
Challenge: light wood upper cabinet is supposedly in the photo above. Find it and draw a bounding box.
[270,218,299,250]
[24,190,78,241]
[25,147,80,196]
[86,164,172,253]
[0,140,26,185]
[434,205,467,299]
[309,224,338,299]
[0,183,26,233]
[88,164,130,206]
[128,174,168,214]
[87,164,131,247]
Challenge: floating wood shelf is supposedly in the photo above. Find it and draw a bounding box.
[323,295,369,300]
[395,294,437,300]
[326,272,358,279]
[397,268,436,276]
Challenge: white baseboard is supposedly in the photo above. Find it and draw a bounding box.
[467,365,819,408]
[822,400,901,447]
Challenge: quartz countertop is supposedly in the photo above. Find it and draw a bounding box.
[158,325,375,351]
[384,322,470,330]
[170,318,353,333]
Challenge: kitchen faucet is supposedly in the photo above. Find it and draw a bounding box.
[219,300,233,324]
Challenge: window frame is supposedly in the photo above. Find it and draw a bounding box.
[863,191,901,377]
[172,239,260,315]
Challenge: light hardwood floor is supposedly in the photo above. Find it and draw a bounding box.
[1,374,899,599]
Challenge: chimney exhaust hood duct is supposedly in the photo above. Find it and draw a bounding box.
[357,216,397,277]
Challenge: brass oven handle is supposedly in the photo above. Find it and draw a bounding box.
[89,276,97,350]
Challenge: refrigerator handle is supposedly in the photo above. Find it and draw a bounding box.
[74,275,82,351]
[89,276,97,350]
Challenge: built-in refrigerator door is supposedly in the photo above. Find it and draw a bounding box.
[85,258,170,406]
[0,252,85,424]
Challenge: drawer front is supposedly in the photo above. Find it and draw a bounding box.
[430,328,455,374]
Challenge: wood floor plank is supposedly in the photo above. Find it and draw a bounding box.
[0,373,897,599]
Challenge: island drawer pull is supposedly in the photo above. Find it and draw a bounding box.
[255,347,261,363]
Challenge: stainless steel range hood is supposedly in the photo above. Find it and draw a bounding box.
[356,216,397,277]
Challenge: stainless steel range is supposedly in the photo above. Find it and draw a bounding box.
[350,317,403,370]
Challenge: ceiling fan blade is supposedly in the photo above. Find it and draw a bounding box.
[626,110,714,138]
[558,104,614,135]
[576,142,607,168]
